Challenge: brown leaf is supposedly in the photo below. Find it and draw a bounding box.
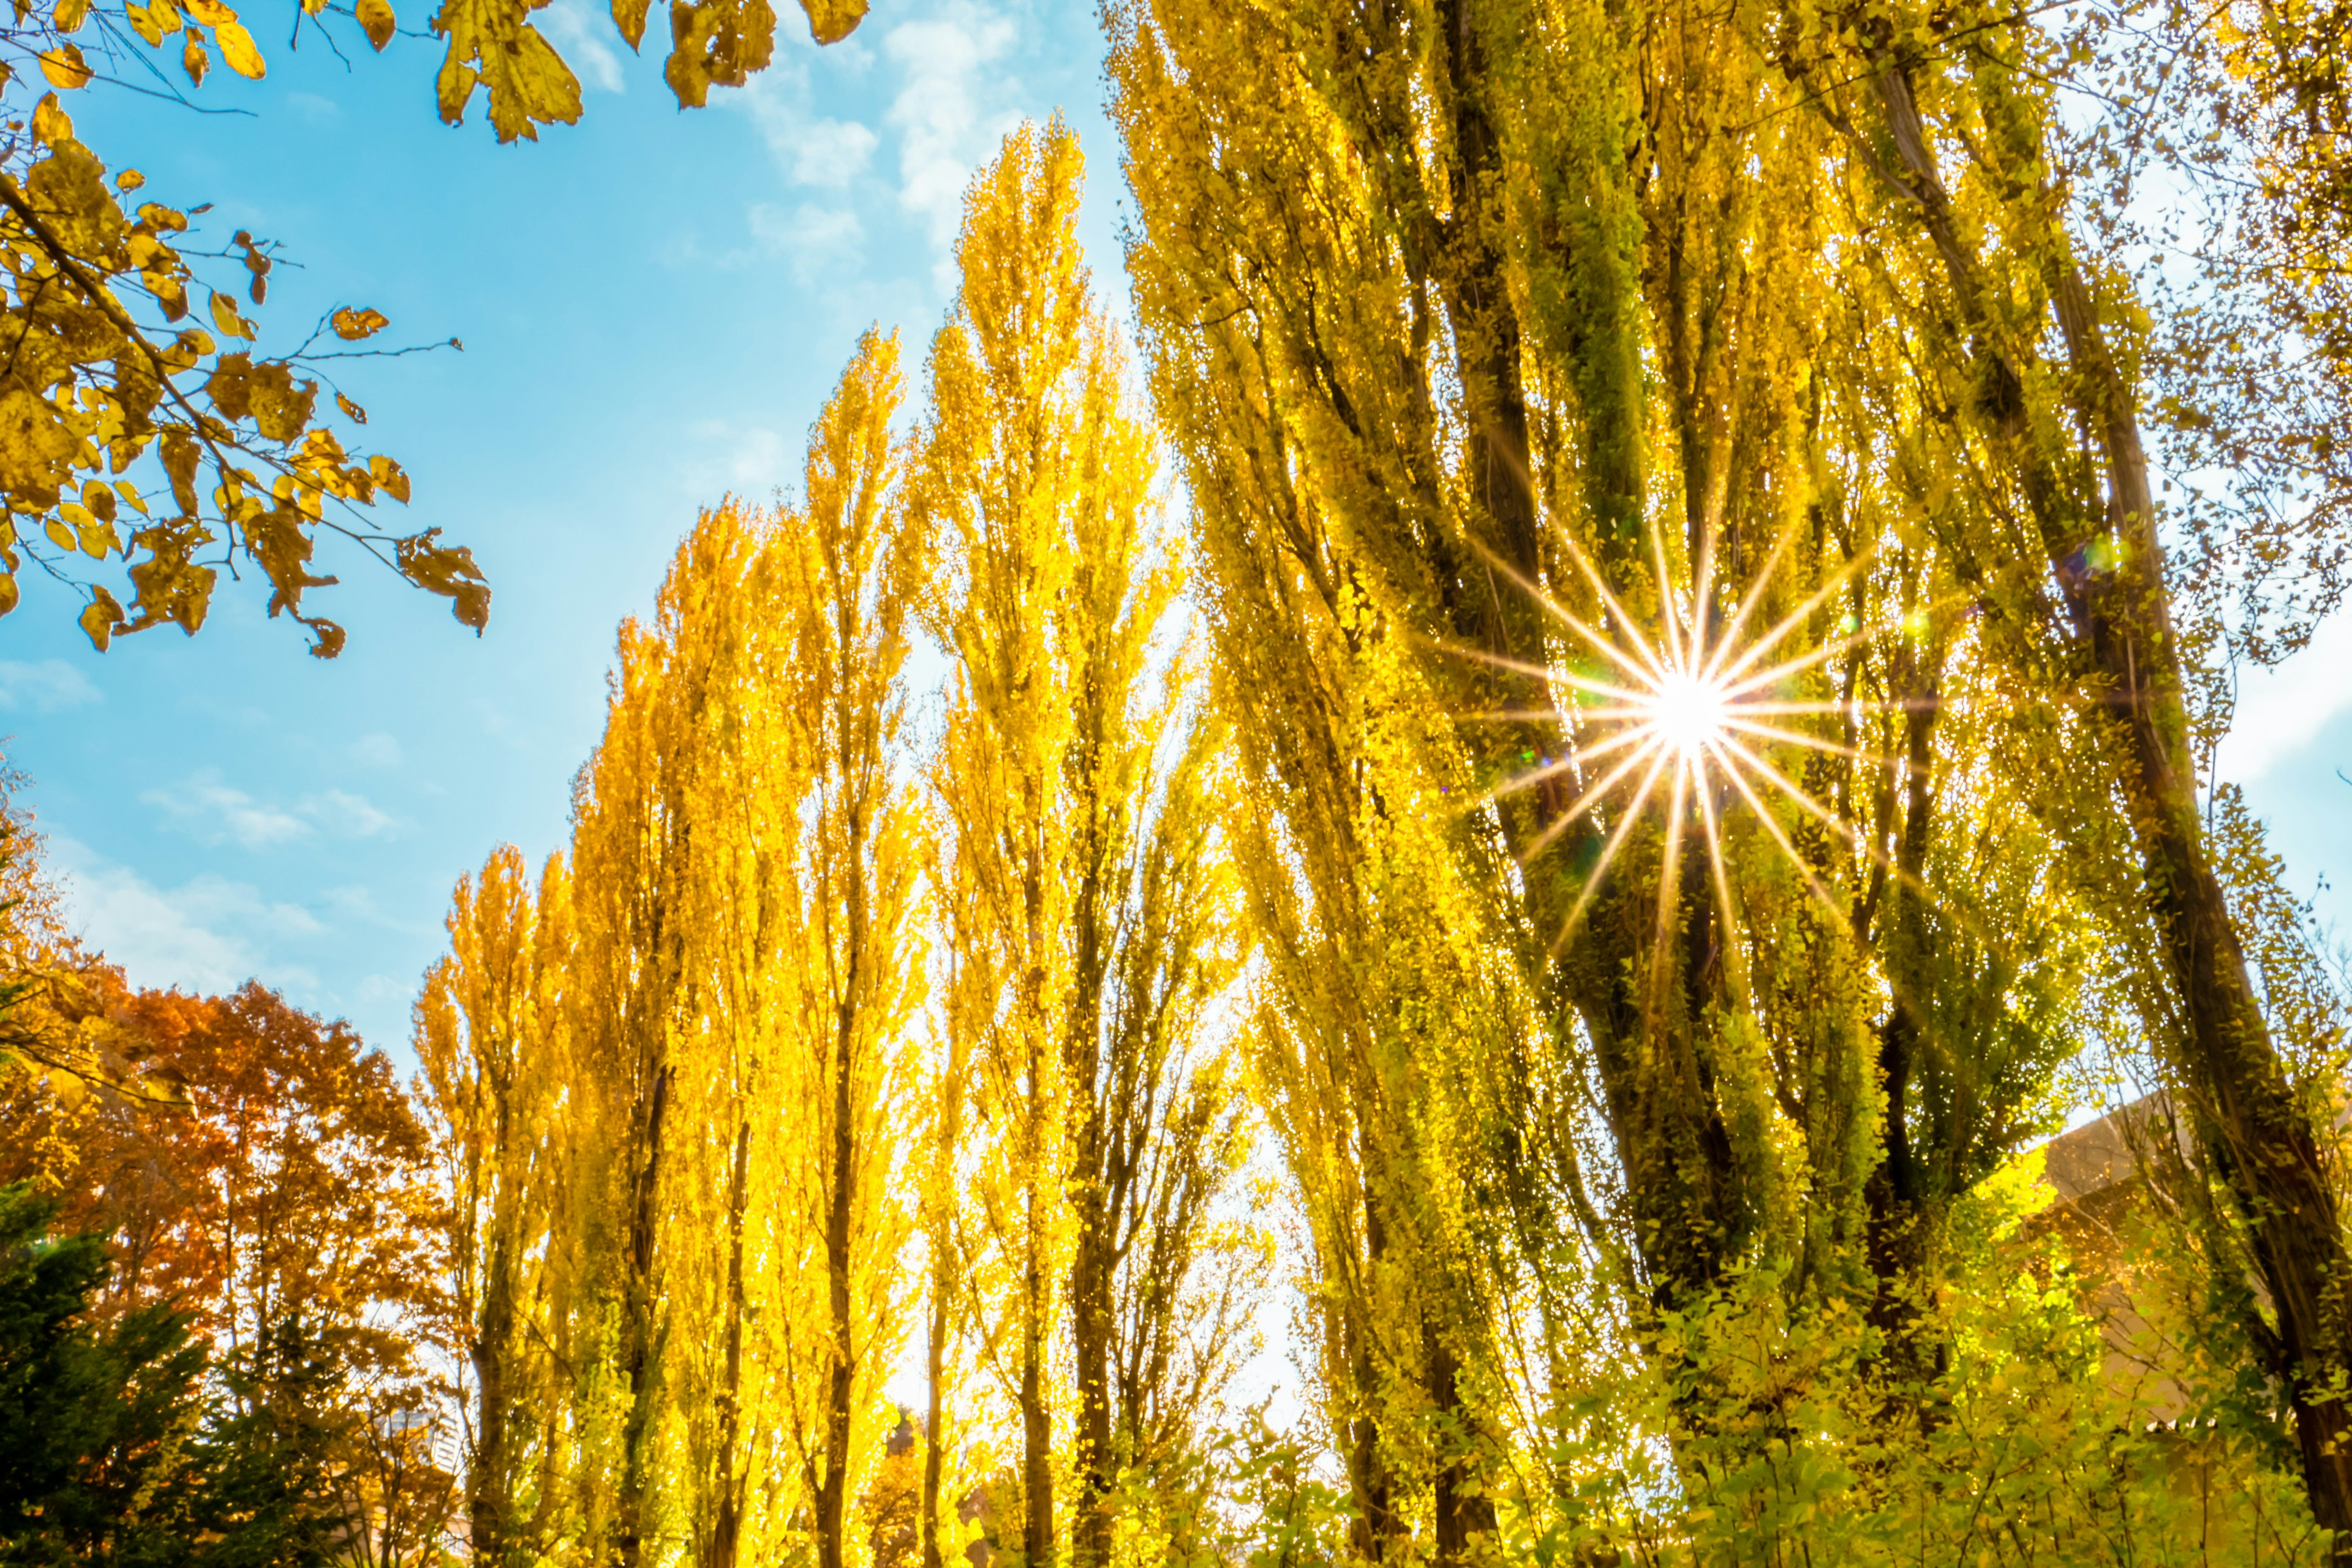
[395,528,490,631]
[356,0,395,48]
[331,306,389,341]
[336,391,368,424]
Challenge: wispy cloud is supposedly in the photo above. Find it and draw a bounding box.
[540,0,627,94]
[885,0,1019,246]
[682,418,793,499]
[0,658,100,714]
[144,772,400,849]
[51,837,322,998]
[750,200,865,282]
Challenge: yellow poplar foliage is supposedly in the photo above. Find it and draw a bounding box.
[418,334,927,1568]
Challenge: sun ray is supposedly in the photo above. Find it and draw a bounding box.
[1548,744,1676,957]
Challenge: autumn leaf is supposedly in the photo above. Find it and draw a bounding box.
[331,306,390,341]
[431,0,582,143]
[31,94,72,147]
[182,34,208,86]
[395,527,488,630]
[78,583,123,650]
[357,0,396,48]
[215,18,265,78]
[664,0,775,108]
[39,43,92,89]
[336,392,368,424]
[797,0,861,42]
[53,0,91,30]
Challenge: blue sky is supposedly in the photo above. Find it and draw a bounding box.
[6,0,1123,1057]
[6,1,2351,1069]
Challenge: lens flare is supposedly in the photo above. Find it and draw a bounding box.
[1448,520,1950,980]
[1643,671,1730,760]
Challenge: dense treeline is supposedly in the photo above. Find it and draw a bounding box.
[9,0,2352,1563]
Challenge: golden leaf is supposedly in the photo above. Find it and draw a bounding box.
[215,17,264,77]
[115,168,144,192]
[331,305,390,341]
[126,1,165,41]
[44,518,76,552]
[31,93,72,147]
[77,516,117,559]
[0,573,17,617]
[78,583,122,650]
[39,43,92,89]
[612,0,650,48]
[183,0,235,23]
[369,453,410,503]
[336,391,368,424]
[0,385,78,498]
[797,0,859,43]
[208,288,253,340]
[432,0,582,143]
[53,0,89,30]
[356,0,395,48]
[183,34,208,86]
[663,0,774,109]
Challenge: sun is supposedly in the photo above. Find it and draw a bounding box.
[1449,522,1937,973]
[1642,670,1732,761]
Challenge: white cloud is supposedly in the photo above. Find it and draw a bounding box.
[303,789,398,840]
[144,772,399,848]
[750,200,865,281]
[884,1,1018,244]
[736,62,881,190]
[0,658,100,714]
[50,837,322,997]
[2215,609,2352,782]
[540,0,627,94]
[145,774,309,849]
[682,418,793,499]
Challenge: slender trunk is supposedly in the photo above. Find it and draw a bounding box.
[922,1063,963,1568]
[1426,1322,1496,1565]
[1069,1188,1113,1568]
[2051,271,2352,1555]
[1021,1060,1055,1568]
[472,1234,516,1567]
[1857,59,2352,1552]
[707,1121,751,1568]
[818,949,862,1568]
[616,1061,671,1568]
[1862,654,1940,1390]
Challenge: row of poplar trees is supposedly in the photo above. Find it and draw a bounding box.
[415,127,1262,1568]
[415,2,2352,1564]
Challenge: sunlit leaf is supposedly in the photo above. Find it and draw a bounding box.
[38,43,91,89]
[356,0,395,48]
[432,0,582,143]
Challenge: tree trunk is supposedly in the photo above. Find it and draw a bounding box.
[818,969,862,1568]
[708,1121,750,1568]
[1857,58,2352,1554]
[616,1061,671,1568]
[470,1234,514,1568]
